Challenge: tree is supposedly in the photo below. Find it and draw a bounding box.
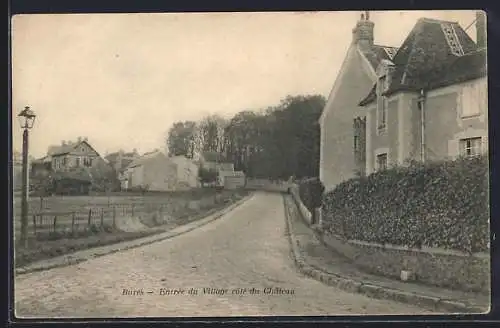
[87,158,120,192]
[198,167,217,187]
[167,121,197,158]
[195,114,228,155]
[167,94,325,182]
[222,94,325,180]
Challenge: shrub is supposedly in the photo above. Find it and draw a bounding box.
[298,177,325,213]
[198,167,217,186]
[322,155,489,253]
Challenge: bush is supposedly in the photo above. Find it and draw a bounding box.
[298,177,325,213]
[322,155,489,253]
[198,167,217,185]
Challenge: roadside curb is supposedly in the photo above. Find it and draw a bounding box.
[16,193,254,275]
[282,195,485,314]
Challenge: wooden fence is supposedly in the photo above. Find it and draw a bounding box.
[15,202,168,239]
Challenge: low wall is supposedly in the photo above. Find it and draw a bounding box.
[320,232,490,294]
[245,178,290,193]
[289,184,312,224]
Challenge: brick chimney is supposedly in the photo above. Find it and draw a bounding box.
[476,11,486,49]
[352,11,374,49]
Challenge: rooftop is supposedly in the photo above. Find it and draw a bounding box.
[359,17,483,106]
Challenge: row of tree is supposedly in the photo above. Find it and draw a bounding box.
[166,94,326,180]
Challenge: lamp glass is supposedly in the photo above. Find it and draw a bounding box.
[18,107,36,130]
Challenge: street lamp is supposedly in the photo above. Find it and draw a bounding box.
[18,106,36,248]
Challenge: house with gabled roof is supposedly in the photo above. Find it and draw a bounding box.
[319,12,399,191]
[358,12,487,174]
[30,137,118,194]
[123,149,179,191]
[45,137,106,172]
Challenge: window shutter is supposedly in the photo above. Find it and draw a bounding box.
[448,139,459,158]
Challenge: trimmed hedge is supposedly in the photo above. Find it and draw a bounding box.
[299,177,325,213]
[322,156,489,254]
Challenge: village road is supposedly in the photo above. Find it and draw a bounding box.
[15,192,432,318]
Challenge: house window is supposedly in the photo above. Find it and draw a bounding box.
[376,153,388,171]
[62,157,67,166]
[76,157,81,167]
[83,157,93,167]
[377,76,387,132]
[354,135,359,151]
[459,137,482,157]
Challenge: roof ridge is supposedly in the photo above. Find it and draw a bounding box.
[419,17,459,25]
[373,44,399,49]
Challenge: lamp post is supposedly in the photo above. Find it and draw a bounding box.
[18,106,36,248]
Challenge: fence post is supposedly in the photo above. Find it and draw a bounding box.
[132,204,135,217]
[53,215,57,233]
[72,212,76,234]
[32,214,37,235]
[113,206,116,229]
[101,208,104,227]
[88,208,92,226]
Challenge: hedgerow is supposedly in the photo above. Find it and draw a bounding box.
[321,155,489,253]
[298,177,325,213]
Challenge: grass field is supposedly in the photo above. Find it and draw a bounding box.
[13,188,247,238]
[14,188,250,267]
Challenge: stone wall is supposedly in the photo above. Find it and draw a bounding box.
[320,232,490,294]
[289,184,312,225]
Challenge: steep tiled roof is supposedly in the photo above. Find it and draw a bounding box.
[49,140,100,157]
[48,144,75,156]
[427,47,486,89]
[127,150,172,169]
[361,45,399,70]
[359,17,481,106]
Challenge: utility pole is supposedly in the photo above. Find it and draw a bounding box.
[419,89,426,163]
[18,106,36,248]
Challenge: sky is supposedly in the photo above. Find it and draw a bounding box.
[11,10,478,158]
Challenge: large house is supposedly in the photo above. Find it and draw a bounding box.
[319,11,487,191]
[45,137,104,172]
[169,155,199,189]
[358,14,487,173]
[122,150,178,191]
[31,137,114,194]
[319,12,399,191]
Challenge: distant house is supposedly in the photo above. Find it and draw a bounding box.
[221,171,246,190]
[169,155,199,189]
[318,12,399,191]
[198,151,235,172]
[46,137,106,173]
[358,13,487,173]
[105,149,139,174]
[105,149,140,188]
[123,150,178,192]
[31,137,116,194]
